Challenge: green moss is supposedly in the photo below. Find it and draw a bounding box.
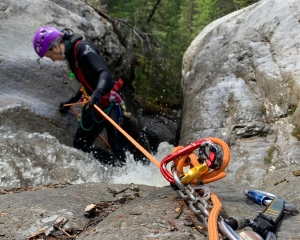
[291,105,297,114]
[288,105,297,115]
[264,146,276,164]
[292,126,300,141]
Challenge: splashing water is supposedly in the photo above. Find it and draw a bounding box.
[0,127,174,188]
[112,142,174,187]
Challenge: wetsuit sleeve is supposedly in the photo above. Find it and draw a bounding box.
[68,88,82,103]
[89,72,109,107]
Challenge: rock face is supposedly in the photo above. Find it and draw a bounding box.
[181,0,300,187]
[140,116,176,150]
[0,183,157,240]
[0,178,299,240]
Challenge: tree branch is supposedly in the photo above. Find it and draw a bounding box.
[147,0,162,24]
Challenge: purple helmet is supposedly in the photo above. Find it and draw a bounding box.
[32,26,62,58]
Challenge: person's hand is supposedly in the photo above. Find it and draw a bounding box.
[89,88,102,108]
[59,101,71,113]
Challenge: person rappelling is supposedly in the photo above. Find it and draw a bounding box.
[32,26,129,166]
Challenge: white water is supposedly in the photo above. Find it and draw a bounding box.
[0,127,174,188]
[112,142,174,187]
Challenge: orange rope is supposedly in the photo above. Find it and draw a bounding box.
[70,102,227,240]
[208,193,222,240]
[63,101,89,106]
[172,137,230,184]
[94,105,161,167]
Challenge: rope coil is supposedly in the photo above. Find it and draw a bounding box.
[160,137,230,185]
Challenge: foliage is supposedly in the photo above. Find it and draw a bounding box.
[86,0,259,114]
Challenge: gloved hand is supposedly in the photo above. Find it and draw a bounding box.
[89,88,103,109]
[59,101,71,113]
[59,90,83,113]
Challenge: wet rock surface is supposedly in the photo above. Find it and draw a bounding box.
[181,0,300,188]
[0,182,157,240]
[0,175,299,240]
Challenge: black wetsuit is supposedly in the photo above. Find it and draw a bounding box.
[63,34,126,165]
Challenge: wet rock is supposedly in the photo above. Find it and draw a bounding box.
[181,0,300,188]
[0,179,298,240]
[0,182,157,240]
[140,116,175,150]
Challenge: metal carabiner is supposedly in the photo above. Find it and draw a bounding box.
[173,171,186,191]
[180,163,209,184]
[245,189,299,213]
[160,138,216,184]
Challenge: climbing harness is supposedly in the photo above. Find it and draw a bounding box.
[63,83,131,150]
[77,85,130,130]
[66,106,112,151]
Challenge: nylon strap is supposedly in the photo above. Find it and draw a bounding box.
[73,40,94,93]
